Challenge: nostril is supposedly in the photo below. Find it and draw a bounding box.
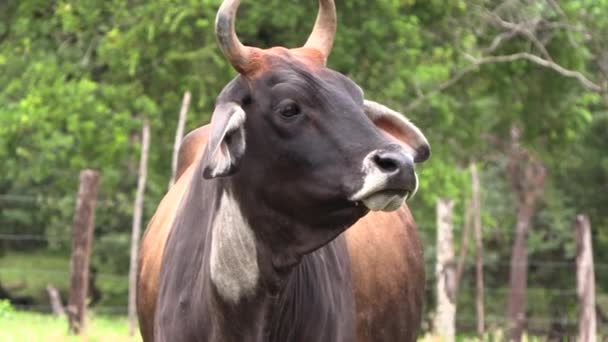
[373,154,399,173]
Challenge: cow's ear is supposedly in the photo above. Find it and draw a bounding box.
[201,102,247,179]
[364,100,430,163]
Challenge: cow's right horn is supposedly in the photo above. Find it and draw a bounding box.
[215,0,254,74]
[303,0,337,64]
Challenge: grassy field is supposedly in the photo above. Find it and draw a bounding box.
[0,307,515,342]
[0,303,584,342]
[0,250,129,307]
[0,303,141,342]
[0,251,71,303]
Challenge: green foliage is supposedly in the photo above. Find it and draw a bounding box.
[0,299,15,318]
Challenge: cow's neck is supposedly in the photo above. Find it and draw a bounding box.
[206,182,356,341]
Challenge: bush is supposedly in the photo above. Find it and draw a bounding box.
[0,299,15,318]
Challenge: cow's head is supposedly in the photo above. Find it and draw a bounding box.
[202,0,429,253]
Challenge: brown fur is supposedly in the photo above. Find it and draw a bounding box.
[136,127,209,341]
[175,125,210,179]
[137,165,194,341]
[346,208,425,342]
[137,125,424,341]
[237,47,327,79]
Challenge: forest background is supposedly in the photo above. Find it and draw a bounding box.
[0,0,606,338]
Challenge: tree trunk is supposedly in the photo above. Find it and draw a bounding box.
[576,215,597,342]
[67,170,99,335]
[128,119,151,336]
[454,198,472,296]
[506,126,546,342]
[471,163,485,336]
[507,204,534,341]
[169,91,191,188]
[435,199,455,342]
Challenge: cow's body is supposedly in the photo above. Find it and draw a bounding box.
[137,1,429,340]
[137,126,425,341]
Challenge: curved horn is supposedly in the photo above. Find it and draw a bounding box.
[215,0,253,73]
[303,0,337,62]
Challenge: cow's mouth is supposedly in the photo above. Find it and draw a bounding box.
[310,197,370,227]
[357,189,411,212]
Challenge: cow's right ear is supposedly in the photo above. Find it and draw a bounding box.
[201,102,247,179]
[363,100,430,163]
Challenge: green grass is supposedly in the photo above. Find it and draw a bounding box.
[4,303,602,342]
[0,251,71,303]
[0,305,141,342]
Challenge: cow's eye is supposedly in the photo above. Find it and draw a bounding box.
[277,100,301,118]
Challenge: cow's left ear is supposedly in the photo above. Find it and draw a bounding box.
[201,102,247,179]
[364,100,430,163]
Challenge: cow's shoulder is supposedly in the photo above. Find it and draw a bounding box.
[137,142,204,341]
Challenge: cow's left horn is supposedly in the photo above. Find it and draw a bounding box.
[303,0,337,63]
[215,0,254,74]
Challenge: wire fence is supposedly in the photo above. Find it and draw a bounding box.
[0,194,121,209]
[0,233,128,243]
[2,234,608,266]
[0,267,126,281]
[3,233,608,272]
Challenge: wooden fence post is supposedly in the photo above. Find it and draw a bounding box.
[128,118,151,336]
[576,215,596,342]
[67,169,99,335]
[46,284,65,316]
[435,198,455,342]
[169,91,191,188]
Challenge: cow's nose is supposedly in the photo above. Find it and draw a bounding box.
[372,150,406,174]
[370,147,416,192]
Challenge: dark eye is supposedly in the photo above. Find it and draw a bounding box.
[277,100,301,118]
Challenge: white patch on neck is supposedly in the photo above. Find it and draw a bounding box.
[210,191,259,303]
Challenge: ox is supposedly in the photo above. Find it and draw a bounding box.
[137,0,430,341]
